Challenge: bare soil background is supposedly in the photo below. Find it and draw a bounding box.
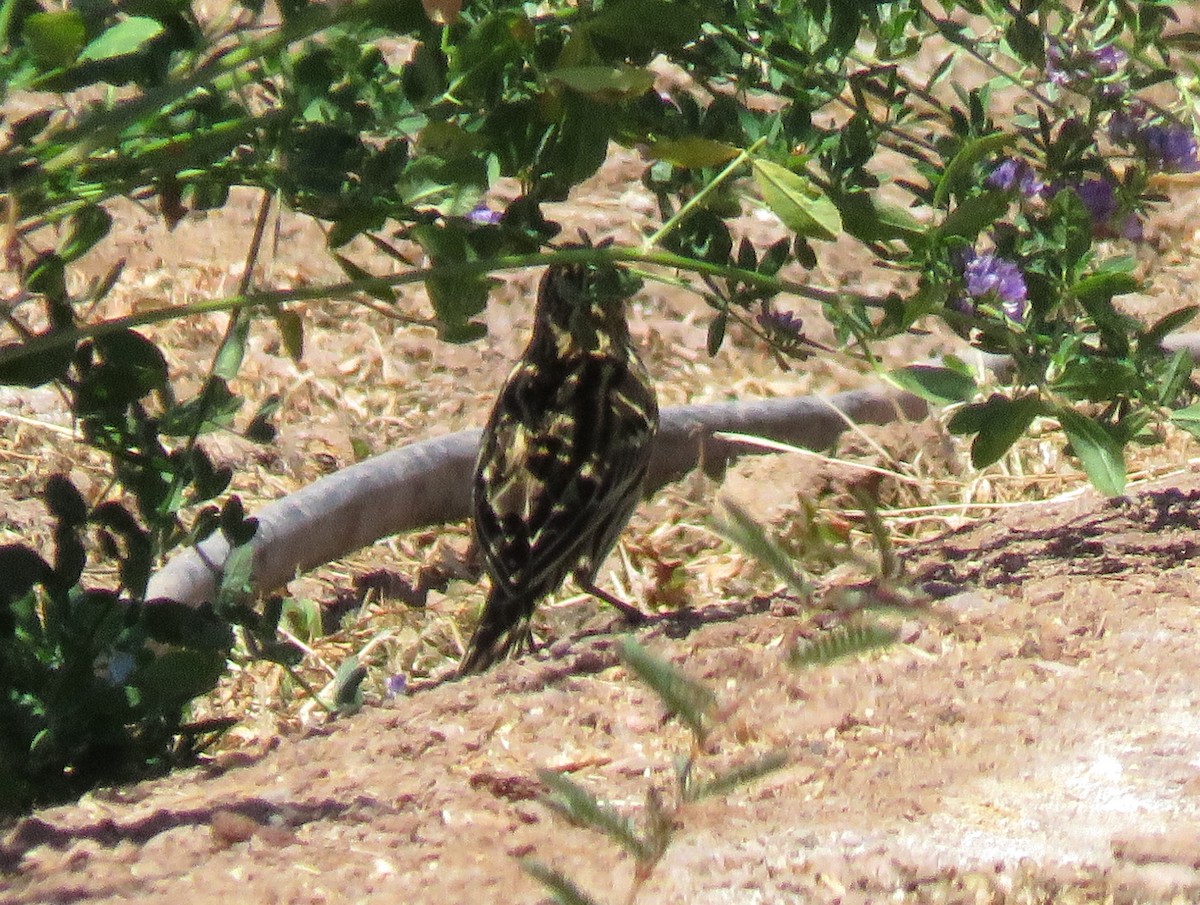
[6,137,1200,902]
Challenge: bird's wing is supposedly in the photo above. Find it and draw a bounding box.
[474,354,656,600]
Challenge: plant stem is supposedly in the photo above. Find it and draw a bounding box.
[0,248,890,368]
[641,137,768,252]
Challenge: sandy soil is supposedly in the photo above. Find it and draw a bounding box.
[7,473,1200,903]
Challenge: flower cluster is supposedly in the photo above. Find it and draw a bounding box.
[1048,39,1200,174]
[986,158,1045,197]
[955,250,1028,324]
[1136,123,1200,174]
[1046,41,1128,100]
[985,158,1143,240]
[1071,179,1143,240]
[756,307,815,358]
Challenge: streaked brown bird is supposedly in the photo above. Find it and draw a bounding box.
[459,261,659,674]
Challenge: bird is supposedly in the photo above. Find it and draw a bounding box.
[458,260,659,674]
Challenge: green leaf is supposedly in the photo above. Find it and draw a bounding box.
[428,275,490,342]
[686,751,789,802]
[189,446,233,501]
[0,545,52,610]
[939,191,1009,240]
[586,0,702,50]
[1051,358,1137,401]
[142,601,235,650]
[521,859,605,905]
[706,312,727,355]
[159,378,243,436]
[710,498,810,597]
[836,191,926,245]
[245,395,281,444]
[618,639,716,743]
[1170,402,1200,441]
[0,341,74,388]
[282,597,323,642]
[412,224,494,340]
[220,496,258,546]
[44,473,88,527]
[216,541,255,615]
[22,11,86,68]
[274,310,304,361]
[1073,271,1140,305]
[1156,349,1192,406]
[1143,306,1199,348]
[1005,15,1045,67]
[77,17,164,63]
[1057,409,1126,496]
[88,329,170,401]
[548,65,654,101]
[332,655,366,713]
[648,137,740,169]
[934,132,1013,207]
[91,501,152,594]
[333,254,395,303]
[60,206,113,262]
[537,769,649,858]
[947,393,1042,468]
[789,623,899,669]
[752,159,841,241]
[214,317,250,381]
[134,648,226,713]
[887,365,977,404]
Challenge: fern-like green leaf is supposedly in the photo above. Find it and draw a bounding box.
[618,639,716,743]
[788,623,898,669]
[850,487,899,578]
[520,859,605,905]
[686,751,790,802]
[537,769,649,858]
[710,498,811,597]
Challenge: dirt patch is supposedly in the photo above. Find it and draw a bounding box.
[6,469,1200,903]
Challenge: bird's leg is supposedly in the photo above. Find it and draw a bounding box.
[576,576,647,624]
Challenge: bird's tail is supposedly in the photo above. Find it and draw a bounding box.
[457,589,533,676]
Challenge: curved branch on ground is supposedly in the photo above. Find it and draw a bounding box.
[145,388,928,607]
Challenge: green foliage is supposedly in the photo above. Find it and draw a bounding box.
[2,0,1199,810]
[617,637,716,745]
[0,480,236,813]
[789,623,900,669]
[710,499,812,598]
[528,642,786,904]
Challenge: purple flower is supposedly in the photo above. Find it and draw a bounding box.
[1138,123,1200,173]
[958,251,1028,323]
[1091,45,1127,75]
[1051,179,1143,241]
[466,203,502,225]
[986,158,1045,197]
[1046,43,1071,86]
[1046,41,1128,94]
[385,674,408,697]
[1074,178,1118,224]
[757,308,805,338]
[1117,214,1143,241]
[1097,80,1129,102]
[1108,109,1137,142]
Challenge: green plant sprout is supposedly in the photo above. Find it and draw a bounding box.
[523,639,789,905]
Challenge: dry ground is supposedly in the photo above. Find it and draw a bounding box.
[7,132,1200,902]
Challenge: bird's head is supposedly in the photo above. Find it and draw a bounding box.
[533,261,640,353]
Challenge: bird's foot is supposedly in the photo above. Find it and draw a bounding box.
[578,580,647,624]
